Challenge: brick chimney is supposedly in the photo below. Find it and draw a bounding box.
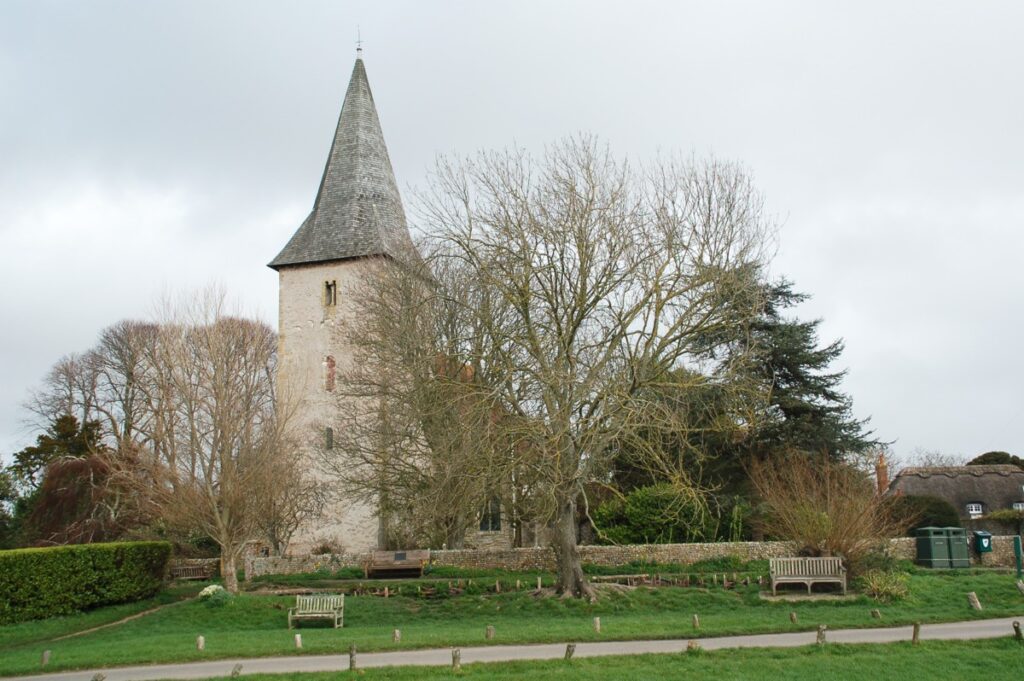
[875,453,890,495]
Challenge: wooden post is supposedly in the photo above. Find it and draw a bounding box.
[967,592,983,611]
[40,650,51,667]
[564,643,576,660]
[384,586,390,598]
[349,644,357,671]
[1013,621,1022,642]
[486,625,495,640]
[516,579,521,590]
[593,617,601,633]
[452,648,461,671]
[495,579,501,593]
[692,614,700,629]
[912,622,921,645]
[294,633,302,649]
[789,612,798,624]
[393,629,401,643]
[1016,580,1024,596]
[537,576,543,590]
[871,609,881,619]
[196,635,205,651]
[816,624,827,645]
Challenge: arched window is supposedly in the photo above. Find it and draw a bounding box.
[479,497,501,532]
[325,355,336,392]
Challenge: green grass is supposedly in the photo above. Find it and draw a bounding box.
[191,639,1024,681]
[1,570,1022,677]
[0,582,204,650]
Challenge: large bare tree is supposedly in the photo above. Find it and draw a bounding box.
[121,290,292,591]
[329,138,773,598]
[24,290,322,586]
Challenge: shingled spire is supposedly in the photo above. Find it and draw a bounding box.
[269,53,412,269]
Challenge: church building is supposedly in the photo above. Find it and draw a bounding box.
[268,49,415,553]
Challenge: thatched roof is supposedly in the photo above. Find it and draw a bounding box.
[889,465,1024,518]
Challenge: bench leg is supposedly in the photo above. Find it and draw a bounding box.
[807,582,812,595]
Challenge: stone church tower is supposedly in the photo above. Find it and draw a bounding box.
[269,50,414,553]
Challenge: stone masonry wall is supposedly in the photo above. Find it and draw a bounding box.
[245,535,1022,579]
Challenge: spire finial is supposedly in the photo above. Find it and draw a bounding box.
[356,26,363,58]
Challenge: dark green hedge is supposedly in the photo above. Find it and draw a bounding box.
[0,541,171,624]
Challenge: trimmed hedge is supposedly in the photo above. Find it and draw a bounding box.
[0,541,171,624]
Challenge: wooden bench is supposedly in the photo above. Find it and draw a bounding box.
[363,550,430,579]
[288,594,344,629]
[769,557,846,595]
[169,564,214,580]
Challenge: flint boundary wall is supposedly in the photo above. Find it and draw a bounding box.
[243,535,1020,579]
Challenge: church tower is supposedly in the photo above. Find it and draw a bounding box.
[269,50,413,553]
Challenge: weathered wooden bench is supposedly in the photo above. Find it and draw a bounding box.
[363,550,430,579]
[288,594,344,629]
[169,564,214,580]
[769,557,846,595]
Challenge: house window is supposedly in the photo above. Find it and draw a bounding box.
[325,427,334,451]
[479,497,501,532]
[325,356,336,392]
[965,503,983,518]
[1013,502,1024,512]
[324,280,337,306]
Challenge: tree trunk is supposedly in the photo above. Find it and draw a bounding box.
[551,497,595,600]
[223,551,240,593]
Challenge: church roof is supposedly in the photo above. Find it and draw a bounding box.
[269,53,412,269]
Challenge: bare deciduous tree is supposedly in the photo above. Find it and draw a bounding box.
[24,289,323,588]
[117,290,289,592]
[329,137,773,598]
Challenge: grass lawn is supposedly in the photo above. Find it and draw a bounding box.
[0,582,203,651]
[1,569,1022,677]
[188,639,1024,681]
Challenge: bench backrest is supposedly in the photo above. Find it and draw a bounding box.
[368,549,430,567]
[770,557,845,576]
[295,594,344,612]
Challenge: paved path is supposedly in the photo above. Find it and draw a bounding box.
[9,615,1023,681]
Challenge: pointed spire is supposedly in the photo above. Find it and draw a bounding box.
[269,55,412,269]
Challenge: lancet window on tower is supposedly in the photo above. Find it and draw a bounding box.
[325,355,336,392]
[324,280,338,306]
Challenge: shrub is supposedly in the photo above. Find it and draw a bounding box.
[0,540,171,624]
[592,484,718,544]
[856,569,910,602]
[984,508,1024,534]
[889,495,960,535]
[749,455,909,575]
[198,584,232,607]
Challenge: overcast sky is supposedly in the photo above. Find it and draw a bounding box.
[1,1,1022,465]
